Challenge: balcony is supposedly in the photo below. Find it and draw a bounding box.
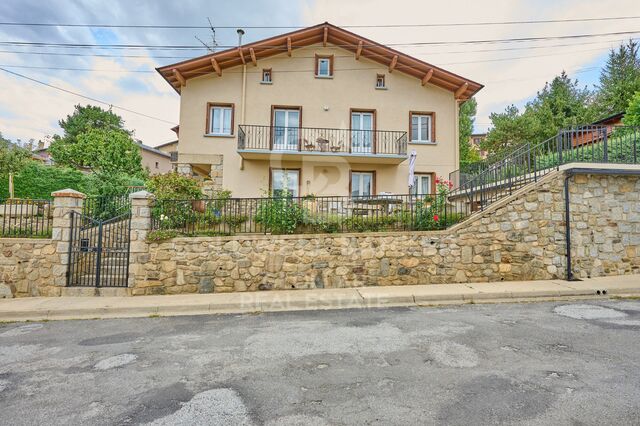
[237,125,408,164]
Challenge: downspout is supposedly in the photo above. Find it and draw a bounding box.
[564,171,574,281]
[238,29,247,170]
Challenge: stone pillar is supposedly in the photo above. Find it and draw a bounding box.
[177,163,192,175]
[51,189,85,291]
[128,190,154,290]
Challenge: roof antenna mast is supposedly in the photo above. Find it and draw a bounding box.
[195,17,219,53]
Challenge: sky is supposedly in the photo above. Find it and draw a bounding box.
[0,0,639,147]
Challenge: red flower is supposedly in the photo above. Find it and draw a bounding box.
[448,181,453,189]
[433,214,439,221]
[435,177,440,184]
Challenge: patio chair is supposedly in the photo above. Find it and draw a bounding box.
[303,139,315,150]
[330,141,342,152]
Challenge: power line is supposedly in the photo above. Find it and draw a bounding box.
[0,36,634,60]
[0,67,177,124]
[0,16,639,29]
[1,29,638,50]
[0,41,624,75]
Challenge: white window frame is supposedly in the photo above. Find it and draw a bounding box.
[376,74,386,89]
[209,105,233,136]
[316,57,332,77]
[262,69,272,83]
[271,169,300,197]
[411,113,433,143]
[351,171,374,197]
[411,174,432,196]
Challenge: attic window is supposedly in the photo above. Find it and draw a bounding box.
[376,74,386,89]
[315,54,333,78]
[262,69,272,84]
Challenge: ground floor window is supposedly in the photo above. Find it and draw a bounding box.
[271,168,300,197]
[350,171,374,197]
[412,173,433,195]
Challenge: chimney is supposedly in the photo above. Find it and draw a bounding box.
[237,29,245,46]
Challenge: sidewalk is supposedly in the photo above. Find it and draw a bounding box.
[1,275,639,322]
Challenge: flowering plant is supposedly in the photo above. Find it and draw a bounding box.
[414,176,451,230]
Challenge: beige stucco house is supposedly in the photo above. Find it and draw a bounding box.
[139,143,172,175]
[157,23,482,197]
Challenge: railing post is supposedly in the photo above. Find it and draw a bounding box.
[51,189,86,291]
[557,131,563,167]
[603,127,609,162]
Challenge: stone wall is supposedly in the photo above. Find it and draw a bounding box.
[0,189,84,298]
[130,171,640,295]
[0,238,58,297]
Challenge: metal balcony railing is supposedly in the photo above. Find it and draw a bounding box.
[238,125,408,156]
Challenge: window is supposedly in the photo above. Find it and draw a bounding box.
[411,174,433,196]
[376,74,386,89]
[262,69,272,83]
[350,171,374,197]
[410,112,434,143]
[271,169,300,197]
[315,55,333,77]
[207,103,234,136]
[155,161,159,169]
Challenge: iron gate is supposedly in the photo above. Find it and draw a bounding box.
[67,210,131,287]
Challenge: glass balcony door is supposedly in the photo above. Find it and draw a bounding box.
[272,108,300,151]
[351,111,374,153]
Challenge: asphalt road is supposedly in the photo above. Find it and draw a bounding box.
[1,300,640,425]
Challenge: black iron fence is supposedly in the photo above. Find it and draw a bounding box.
[238,125,408,156]
[151,193,471,236]
[83,187,143,220]
[0,198,53,238]
[452,125,640,213]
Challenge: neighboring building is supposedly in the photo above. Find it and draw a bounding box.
[154,140,179,165]
[157,22,483,197]
[572,112,625,148]
[138,143,172,175]
[469,133,488,159]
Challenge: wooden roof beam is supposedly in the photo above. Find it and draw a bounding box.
[172,69,185,86]
[421,69,434,86]
[455,82,469,99]
[356,40,363,60]
[286,36,292,56]
[211,58,222,76]
[237,47,246,64]
[389,55,398,73]
[323,26,328,47]
[249,47,257,66]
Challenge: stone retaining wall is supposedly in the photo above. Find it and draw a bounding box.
[130,172,640,295]
[0,238,59,297]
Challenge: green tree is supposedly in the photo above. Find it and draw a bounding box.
[622,91,640,127]
[483,72,594,157]
[458,97,481,167]
[482,105,537,156]
[595,40,640,116]
[49,104,143,177]
[0,133,33,198]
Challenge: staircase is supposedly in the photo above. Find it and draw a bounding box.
[449,125,640,216]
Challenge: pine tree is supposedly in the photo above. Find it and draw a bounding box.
[458,97,481,167]
[596,40,640,116]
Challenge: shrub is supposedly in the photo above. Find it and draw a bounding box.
[146,229,179,243]
[414,177,452,231]
[0,162,90,199]
[255,194,305,234]
[146,172,202,201]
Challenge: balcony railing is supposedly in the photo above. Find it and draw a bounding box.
[238,125,408,156]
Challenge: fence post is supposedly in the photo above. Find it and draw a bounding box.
[128,191,154,290]
[51,189,85,290]
[603,128,609,162]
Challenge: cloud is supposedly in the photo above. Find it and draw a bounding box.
[303,0,640,130]
[1,0,639,145]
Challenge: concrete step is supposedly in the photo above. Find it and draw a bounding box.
[61,287,129,297]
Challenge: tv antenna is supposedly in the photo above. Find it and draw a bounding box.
[195,17,219,52]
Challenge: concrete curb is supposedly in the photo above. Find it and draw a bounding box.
[0,276,639,322]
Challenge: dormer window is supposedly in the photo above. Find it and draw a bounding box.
[262,68,272,84]
[315,54,333,78]
[376,74,386,89]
